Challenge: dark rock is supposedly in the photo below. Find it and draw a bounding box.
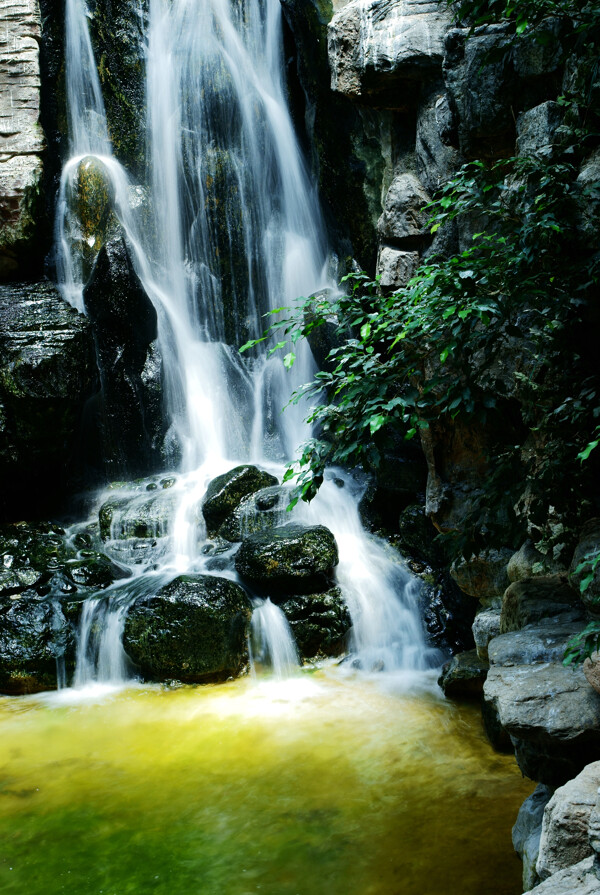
[0,520,123,603]
[500,577,582,634]
[450,547,513,600]
[84,235,166,479]
[438,648,488,698]
[123,574,251,683]
[202,466,279,535]
[513,784,553,892]
[415,84,459,194]
[0,595,74,695]
[218,486,289,542]
[235,523,339,596]
[0,281,97,518]
[507,540,566,583]
[516,101,565,160]
[489,619,588,667]
[443,23,563,159]
[419,571,476,655]
[280,587,351,659]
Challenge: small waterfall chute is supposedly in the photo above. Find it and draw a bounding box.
[249,598,300,679]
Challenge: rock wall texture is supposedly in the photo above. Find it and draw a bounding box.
[0,0,45,280]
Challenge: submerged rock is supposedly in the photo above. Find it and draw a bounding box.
[279,588,351,660]
[123,575,251,683]
[235,523,339,596]
[202,466,279,535]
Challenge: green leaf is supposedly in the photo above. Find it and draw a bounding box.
[360,322,371,340]
[369,414,387,435]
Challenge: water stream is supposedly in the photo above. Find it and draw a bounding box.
[52,0,439,684]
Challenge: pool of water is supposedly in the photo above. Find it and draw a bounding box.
[0,669,531,895]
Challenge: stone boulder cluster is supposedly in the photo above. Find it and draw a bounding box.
[0,465,349,691]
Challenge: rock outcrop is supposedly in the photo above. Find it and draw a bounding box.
[0,0,45,280]
[0,281,97,517]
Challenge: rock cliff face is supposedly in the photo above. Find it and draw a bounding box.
[0,0,45,280]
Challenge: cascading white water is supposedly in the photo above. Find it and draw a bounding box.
[57,0,438,684]
[249,598,300,679]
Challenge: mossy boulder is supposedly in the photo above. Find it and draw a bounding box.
[99,488,178,541]
[280,587,351,659]
[67,156,118,282]
[202,466,279,536]
[123,575,252,683]
[0,596,74,695]
[235,523,339,596]
[218,486,288,542]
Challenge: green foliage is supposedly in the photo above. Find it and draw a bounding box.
[563,620,600,666]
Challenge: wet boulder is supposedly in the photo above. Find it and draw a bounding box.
[218,486,288,542]
[280,587,351,660]
[123,574,252,683]
[202,465,279,536]
[84,235,165,479]
[0,595,74,695]
[0,521,122,602]
[99,481,179,541]
[235,523,339,597]
[513,784,553,892]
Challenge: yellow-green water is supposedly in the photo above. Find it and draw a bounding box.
[0,670,532,895]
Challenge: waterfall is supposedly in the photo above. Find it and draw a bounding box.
[249,598,300,679]
[57,0,437,685]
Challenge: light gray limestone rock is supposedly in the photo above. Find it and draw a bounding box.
[375,245,419,289]
[537,762,600,881]
[328,0,452,102]
[0,0,45,278]
[523,858,600,895]
[472,607,501,661]
[377,172,430,241]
